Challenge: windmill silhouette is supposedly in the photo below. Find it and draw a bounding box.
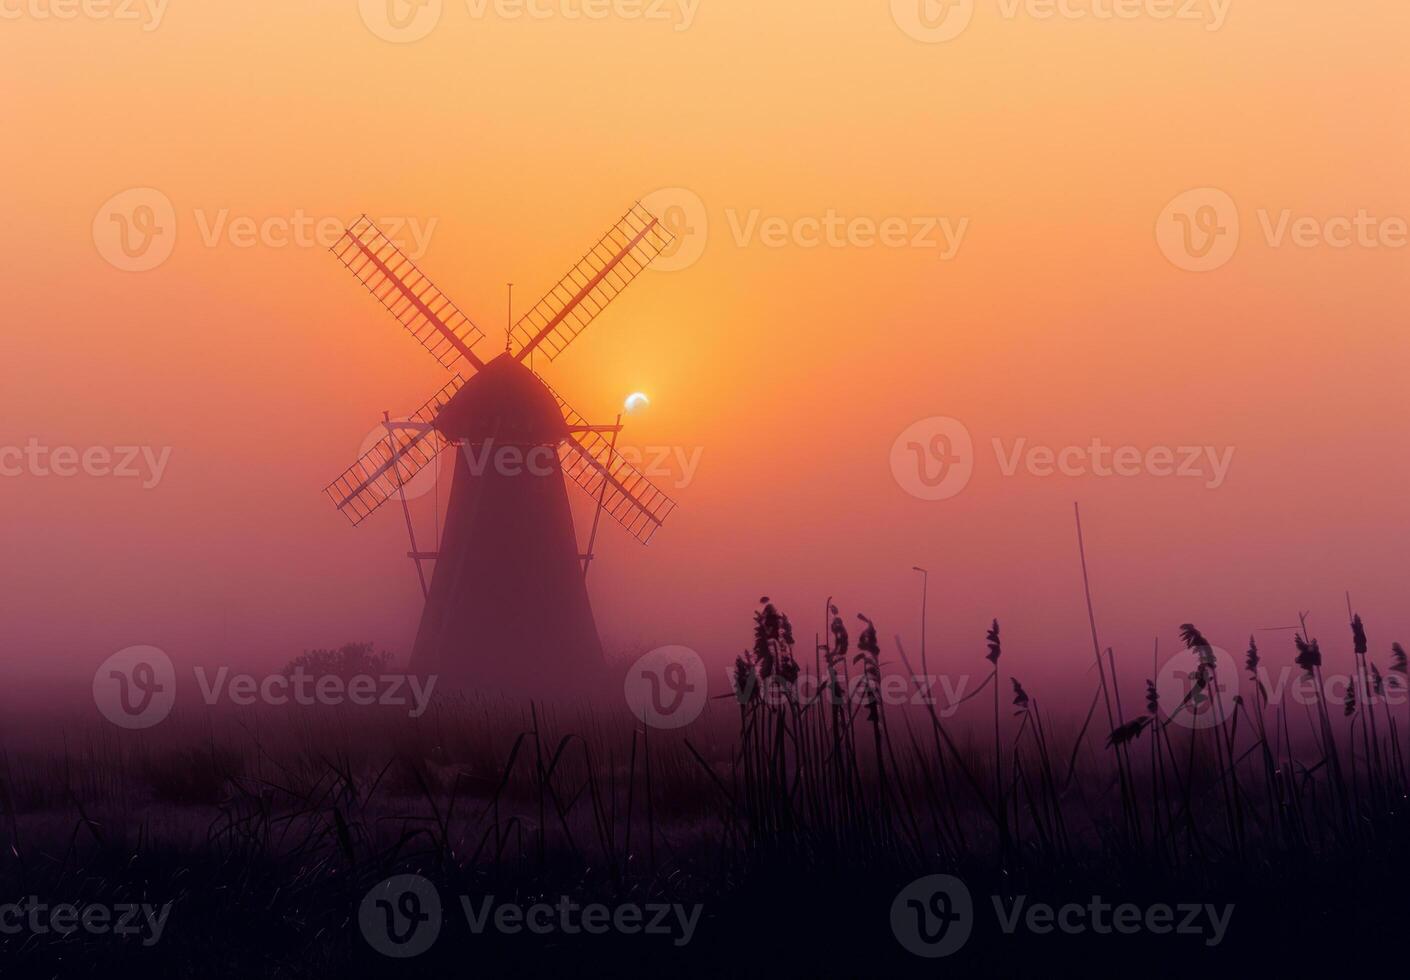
[323,204,679,694]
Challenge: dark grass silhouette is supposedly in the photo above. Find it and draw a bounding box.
[2,601,1409,978]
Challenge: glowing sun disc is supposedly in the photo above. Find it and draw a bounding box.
[624,392,651,414]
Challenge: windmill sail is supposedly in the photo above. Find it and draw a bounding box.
[512,203,675,363]
[332,216,486,370]
[542,381,678,544]
[322,201,681,695]
[324,376,465,526]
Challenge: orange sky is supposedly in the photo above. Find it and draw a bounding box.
[2,1,1407,702]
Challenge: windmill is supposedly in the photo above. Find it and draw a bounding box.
[323,203,679,694]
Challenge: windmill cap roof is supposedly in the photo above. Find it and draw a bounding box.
[435,353,568,445]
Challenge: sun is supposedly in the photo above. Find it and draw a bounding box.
[624,392,651,414]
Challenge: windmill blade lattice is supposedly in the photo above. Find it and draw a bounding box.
[324,375,465,526]
[332,217,486,370]
[512,203,674,363]
[542,380,678,544]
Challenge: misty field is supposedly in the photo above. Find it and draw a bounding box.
[2,600,1409,978]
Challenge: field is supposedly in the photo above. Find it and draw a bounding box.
[3,600,1409,978]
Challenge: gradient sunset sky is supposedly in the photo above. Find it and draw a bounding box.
[3,1,1407,703]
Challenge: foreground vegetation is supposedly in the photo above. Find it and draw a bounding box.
[1,600,1408,977]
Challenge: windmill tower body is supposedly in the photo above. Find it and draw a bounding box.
[409,355,604,692]
[322,204,677,696]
